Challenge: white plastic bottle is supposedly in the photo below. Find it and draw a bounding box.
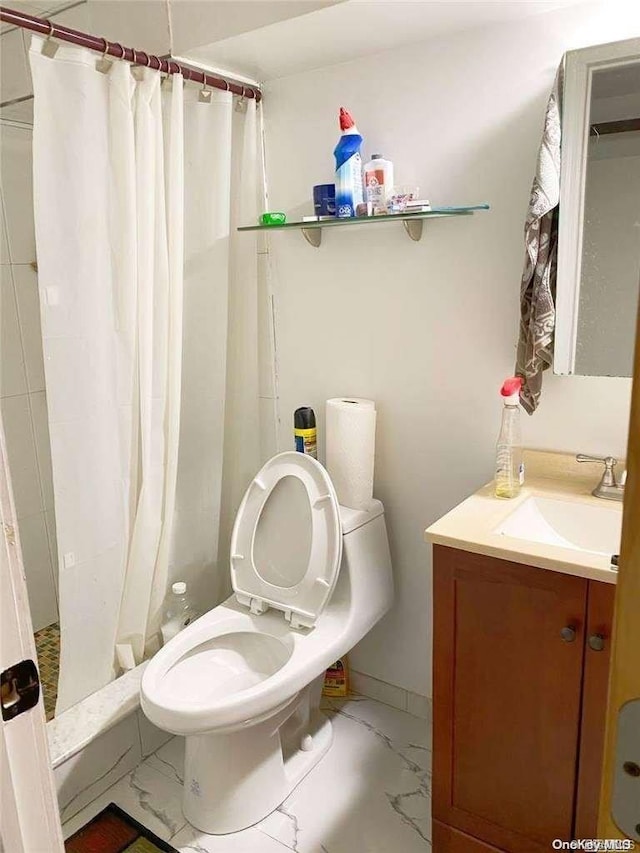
[363,154,394,214]
[161,582,199,645]
[495,377,525,499]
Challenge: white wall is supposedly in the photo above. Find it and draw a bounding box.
[263,2,639,697]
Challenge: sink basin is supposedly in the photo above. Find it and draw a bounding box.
[495,496,622,556]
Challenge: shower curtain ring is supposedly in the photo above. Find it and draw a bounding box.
[96,36,113,72]
[160,59,172,83]
[235,86,247,113]
[42,19,59,57]
[199,71,212,103]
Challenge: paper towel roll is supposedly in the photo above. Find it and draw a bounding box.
[326,398,377,510]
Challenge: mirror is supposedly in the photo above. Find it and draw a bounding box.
[556,38,640,377]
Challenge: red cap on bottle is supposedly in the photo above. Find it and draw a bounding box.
[339,107,355,130]
[500,376,523,397]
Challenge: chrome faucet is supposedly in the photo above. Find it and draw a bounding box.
[576,454,626,501]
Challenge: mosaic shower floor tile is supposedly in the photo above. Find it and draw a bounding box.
[34,620,59,720]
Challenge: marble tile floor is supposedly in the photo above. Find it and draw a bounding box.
[62,696,432,852]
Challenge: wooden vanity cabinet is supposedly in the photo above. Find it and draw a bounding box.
[574,579,616,837]
[432,545,615,853]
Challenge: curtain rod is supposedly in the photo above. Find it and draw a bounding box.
[590,118,640,136]
[0,5,262,102]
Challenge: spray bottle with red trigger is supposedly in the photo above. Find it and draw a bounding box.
[495,377,525,499]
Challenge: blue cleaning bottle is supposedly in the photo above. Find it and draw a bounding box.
[334,107,363,218]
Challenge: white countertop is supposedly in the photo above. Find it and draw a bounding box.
[424,450,623,585]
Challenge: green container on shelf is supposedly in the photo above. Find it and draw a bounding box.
[259,212,287,226]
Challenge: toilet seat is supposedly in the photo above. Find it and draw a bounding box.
[230,452,342,629]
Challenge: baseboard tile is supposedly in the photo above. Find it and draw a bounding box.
[406,690,432,722]
[350,670,432,720]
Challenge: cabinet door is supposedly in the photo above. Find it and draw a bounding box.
[433,819,505,852]
[433,546,588,852]
[574,580,616,836]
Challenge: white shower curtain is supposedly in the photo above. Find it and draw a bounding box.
[29,38,260,713]
[170,88,260,612]
[30,38,184,713]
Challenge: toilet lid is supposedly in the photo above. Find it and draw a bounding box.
[230,452,342,629]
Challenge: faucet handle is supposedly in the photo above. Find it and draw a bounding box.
[576,454,617,466]
[576,454,618,487]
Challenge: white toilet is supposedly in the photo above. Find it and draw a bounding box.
[140,451,393,834]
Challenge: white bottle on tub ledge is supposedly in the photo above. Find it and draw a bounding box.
[161,582,200,645]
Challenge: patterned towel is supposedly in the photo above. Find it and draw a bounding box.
[516,63,564,414]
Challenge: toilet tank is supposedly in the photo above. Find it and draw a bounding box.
[336,499,394,628]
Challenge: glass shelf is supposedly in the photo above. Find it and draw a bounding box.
[238,204,490,247]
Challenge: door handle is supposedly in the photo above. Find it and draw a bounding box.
[588,633,606,652]
[1,660,40,720]
[560,625,577,643]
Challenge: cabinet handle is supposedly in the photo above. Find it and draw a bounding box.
[588,633,605,652]
[560,625,577,643]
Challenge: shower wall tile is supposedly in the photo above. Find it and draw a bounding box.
[0,197,9,264]
[17,511,57,631]
[13,263,45,392]
[30,389,54,511]
[0,99,33,124]
[0,124,36,263]
[0,264,27,397]
[44,508,59,597]
[0,4,94,100]
[0,127,56,632]
[1,393,41,518]
[0,29,31,103]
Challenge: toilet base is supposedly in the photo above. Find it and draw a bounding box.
[182,683,333,834]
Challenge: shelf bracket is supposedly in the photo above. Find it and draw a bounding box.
[301,227,322,248]
[403,219,423,242]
